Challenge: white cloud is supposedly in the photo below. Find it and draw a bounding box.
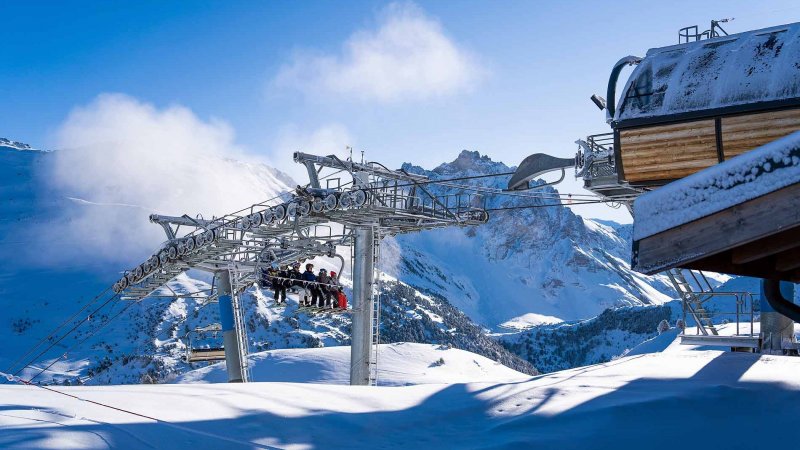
[271,123,354,182]
[37,93,293,265]
[273,2,484,102]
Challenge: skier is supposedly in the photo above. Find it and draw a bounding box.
[300,263,316,307]
[316,268,332,308]
[264,263,279,299]
[329,271,342,308]
[274,264,288,305]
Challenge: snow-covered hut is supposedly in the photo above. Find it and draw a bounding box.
[612,22,800,186]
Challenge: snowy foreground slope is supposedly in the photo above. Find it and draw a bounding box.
[176,343,529,385]
[3,349,799,449]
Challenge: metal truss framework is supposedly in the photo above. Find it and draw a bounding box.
[112,152,489,385]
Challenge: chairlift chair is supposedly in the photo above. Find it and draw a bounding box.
[184,323,226,363]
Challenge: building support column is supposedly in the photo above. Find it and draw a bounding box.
[350,227,375,386]
[760,280,796,354]
[216,270,244,383]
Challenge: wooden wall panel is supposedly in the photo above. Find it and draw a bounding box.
[722,109,800,159]
[620,120,717,183]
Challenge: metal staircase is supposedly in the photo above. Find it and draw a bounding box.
[667,268,718,336]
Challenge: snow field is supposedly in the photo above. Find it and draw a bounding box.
[175,342,530,386]
[2,350,800,449]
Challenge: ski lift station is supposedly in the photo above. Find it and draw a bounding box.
[510,21,800,355]
[12,19,800,391]
[108,19,800,384]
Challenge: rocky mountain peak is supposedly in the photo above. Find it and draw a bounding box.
[0,137,46,152]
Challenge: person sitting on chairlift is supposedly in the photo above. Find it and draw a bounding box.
[265,262,285,305]
[329,271,347,309]
[329,270,340,307]
[316,268,332,308]
[301,263,316,307]
[274,264,288,305]
[288,262,302,287]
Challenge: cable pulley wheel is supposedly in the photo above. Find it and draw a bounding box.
[323,193,338,211]
[184,237,195,253]
[352,189,367,207]
[338,192,353,208]
[298,200,311,216]
[287,202,298,218]
[262,209,275,224]
[311,197,324,213]
[273,204,286,221]
[240,216,252,230]
[249,212,263,227]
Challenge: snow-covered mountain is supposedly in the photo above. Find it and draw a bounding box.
[390,150,675,328]
[1,138,682,385]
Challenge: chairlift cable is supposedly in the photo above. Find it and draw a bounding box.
[5,286,114,375]
[26,297,137,383]
[484,200,609,212]
[13,294,121,377]
[1,370,279,449]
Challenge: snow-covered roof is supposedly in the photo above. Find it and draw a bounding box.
[633,130,800,240]
[616,22,800,123]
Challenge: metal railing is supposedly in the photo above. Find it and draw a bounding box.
[682,291,758,337]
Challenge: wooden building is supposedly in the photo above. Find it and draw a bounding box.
[611,22,800,187]
[631,131,800,282]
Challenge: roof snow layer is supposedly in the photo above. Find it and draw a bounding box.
[633,130,800,240]
[617,22,800,122]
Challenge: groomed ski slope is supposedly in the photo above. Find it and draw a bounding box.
[2,346,800,449]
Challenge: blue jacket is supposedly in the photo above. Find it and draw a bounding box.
[301,270,316,282]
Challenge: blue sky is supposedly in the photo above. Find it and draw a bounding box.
[3,0,799,222]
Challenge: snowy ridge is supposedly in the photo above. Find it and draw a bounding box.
[500,302,679,373]
[0,137,44,152]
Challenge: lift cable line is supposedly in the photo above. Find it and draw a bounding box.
[26,298,139,384]
[0,371,280,450]
[11,293,121,378]
[4,286,114,375]
[484,200,610,212]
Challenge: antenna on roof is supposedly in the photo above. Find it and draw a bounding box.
[678,18,734,44]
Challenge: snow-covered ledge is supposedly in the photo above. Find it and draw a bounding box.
[633,130,800,241]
